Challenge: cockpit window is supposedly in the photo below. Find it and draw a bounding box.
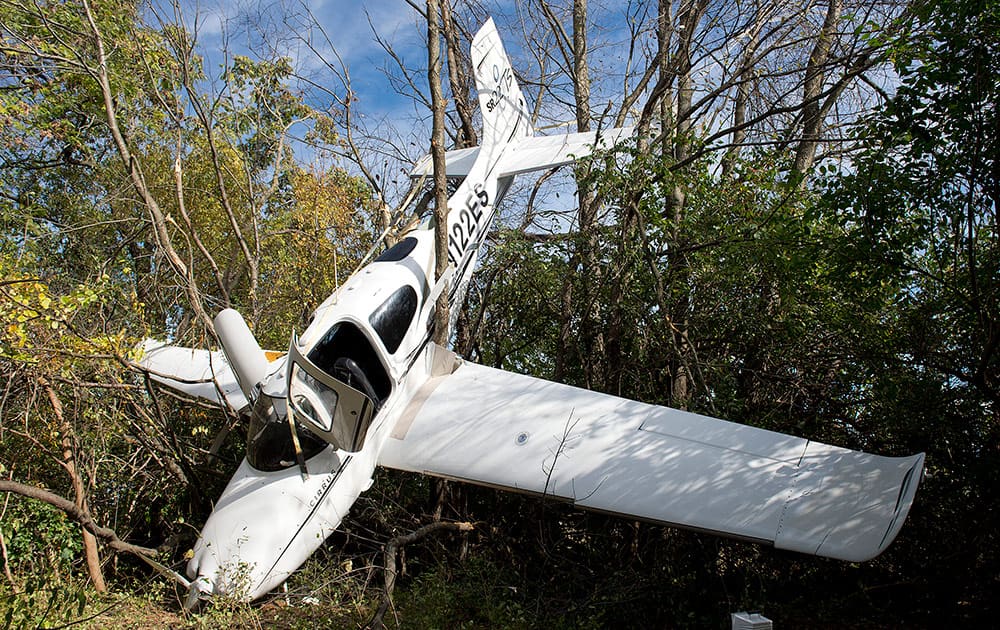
[374,237,418,262]
[369,286,418,353]
[246,394,326,472]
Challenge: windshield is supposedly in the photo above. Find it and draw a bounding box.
[287,336,378,453]
[246,394,326,472]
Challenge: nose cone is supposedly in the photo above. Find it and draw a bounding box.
[186,446,363,601]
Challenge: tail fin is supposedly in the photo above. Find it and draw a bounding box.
[471,18,532,155]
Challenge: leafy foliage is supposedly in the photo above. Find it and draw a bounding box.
[0,574,88,630]
[815,0,1000,616]
[0,0,376,618]
[823,0,999,406]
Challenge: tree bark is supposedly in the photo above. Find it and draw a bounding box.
[793,0,843,177]
[42,380,106,592]
[441,1,477,149]
[721,15,762,177]
[426,0,454,526]
[428,0,451,347]
[575,0,606,388]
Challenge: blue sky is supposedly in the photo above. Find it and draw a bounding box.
[168,0,643,132]
[172,0,426,115]
[156,0,440,195]
[160,0,638,213]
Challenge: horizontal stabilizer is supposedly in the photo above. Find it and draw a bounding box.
[410,127,633,180]
[136,339,249,412]
[379,360,924,562]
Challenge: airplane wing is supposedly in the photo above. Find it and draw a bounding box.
[136,339,249,412]
[410,128,634,181]
[378,357,924,562]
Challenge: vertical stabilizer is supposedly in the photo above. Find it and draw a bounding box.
[439,19,536,335]
[470,18,532,164]
[441,18,534,314]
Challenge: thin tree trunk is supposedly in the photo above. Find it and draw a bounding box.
[793,0,843,176]
[80,0,215,337]
[721,19,760,177]
[653,0,673,150]
[0,491,15,591]
[441,1,477,148]
[428,0,450,346]
[43,380,106,592]
[426,0,453,523]
[666,0,708,407]
[571,0,607,389]
[667,0,708,217]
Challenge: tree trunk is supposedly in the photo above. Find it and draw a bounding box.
[538,0,603,386]
[721,16,761,177]
[428,0,450,346]
[426,0,453,523]
[441,1,477,149]
[43,380,106,592]
[571,0,607,389]
[793,0,843,177]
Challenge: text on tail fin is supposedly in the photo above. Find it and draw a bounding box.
[471,18,532,154]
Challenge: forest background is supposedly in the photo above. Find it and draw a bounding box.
[0,0,997,626]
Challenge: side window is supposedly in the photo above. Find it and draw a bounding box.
[369,286,418,353]
[374,237,418,262]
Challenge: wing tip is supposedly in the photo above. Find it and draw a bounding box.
[818,452,926,562]
[872,452,925,557]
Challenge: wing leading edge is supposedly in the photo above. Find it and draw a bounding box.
[379,356,924,562]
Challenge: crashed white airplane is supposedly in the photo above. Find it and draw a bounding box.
[139,18,924,605]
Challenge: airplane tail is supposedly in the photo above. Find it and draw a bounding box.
[470,18,532,165]
[434,18,631,335]
[438,19,532,294]
[411,18,630,182]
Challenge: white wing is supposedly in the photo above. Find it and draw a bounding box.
[379,358,924,562]
[137,339,248,412]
